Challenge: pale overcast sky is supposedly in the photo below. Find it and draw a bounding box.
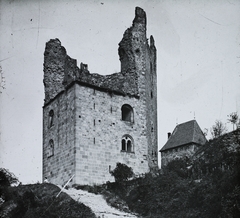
[0,0,240,184]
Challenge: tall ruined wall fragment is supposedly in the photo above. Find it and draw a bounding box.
[118,7,158,169]
[118,7,147,74]
[43,38,79,103]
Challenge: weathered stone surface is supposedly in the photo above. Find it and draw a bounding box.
[161,144,199,166]
[43,39,139,104]
[43,7,158,185]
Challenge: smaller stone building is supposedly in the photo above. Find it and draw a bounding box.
[160,120,207,167]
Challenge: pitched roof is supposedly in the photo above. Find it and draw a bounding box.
[160,120,207,152]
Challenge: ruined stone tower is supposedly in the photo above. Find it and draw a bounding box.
[42,7,158,185]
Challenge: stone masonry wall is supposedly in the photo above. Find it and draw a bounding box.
[161,144,198,167]
[43,82,150,185]
[144,36,158,169]
[43,38,139,103]
[74,84,149,185]
[43,85,76,185]
[43,39,78,103]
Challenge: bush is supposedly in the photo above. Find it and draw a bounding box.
[110,163,134,183]
[0,168,19,187]
[164,159,189,178]
[0,183,96,218]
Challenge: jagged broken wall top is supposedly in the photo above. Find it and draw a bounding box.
[43,7,155,104]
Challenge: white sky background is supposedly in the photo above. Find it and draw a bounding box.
[0,0,239,184]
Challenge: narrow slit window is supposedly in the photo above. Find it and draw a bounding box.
[48,139,54,158]
[48,110,54,128]
[122,139,126,151]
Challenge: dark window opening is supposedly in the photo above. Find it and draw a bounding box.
[48,139,54,158]
[122,139,126,151]
[121,104,133,122]
[127,140,132,152]
[48,110,54,128]
[121,135,134,153]
[151,91,153,98]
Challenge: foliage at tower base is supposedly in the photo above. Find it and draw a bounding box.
[110,162,134,183]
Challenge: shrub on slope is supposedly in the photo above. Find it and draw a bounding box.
[0,183,96,218]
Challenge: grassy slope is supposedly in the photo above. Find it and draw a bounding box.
[0,183,96,218]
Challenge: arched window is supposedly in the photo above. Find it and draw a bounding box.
[121,104,133,122]
[122,139,126,151]
[121,135,134,153]
[127,140,132,152]
[48,139,54,158]
[48,110,54,128]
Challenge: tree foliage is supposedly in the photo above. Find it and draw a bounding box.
[210,120,227,139]
[164,158,189,178]
[228,112,240,130]
[110,163,134,183]
[0,168,19,187]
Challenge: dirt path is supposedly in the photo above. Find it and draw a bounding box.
[62,188,139,218]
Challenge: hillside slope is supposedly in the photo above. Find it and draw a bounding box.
[96,129,240,218]
[0,183,96,218]
[63,187,138,218]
